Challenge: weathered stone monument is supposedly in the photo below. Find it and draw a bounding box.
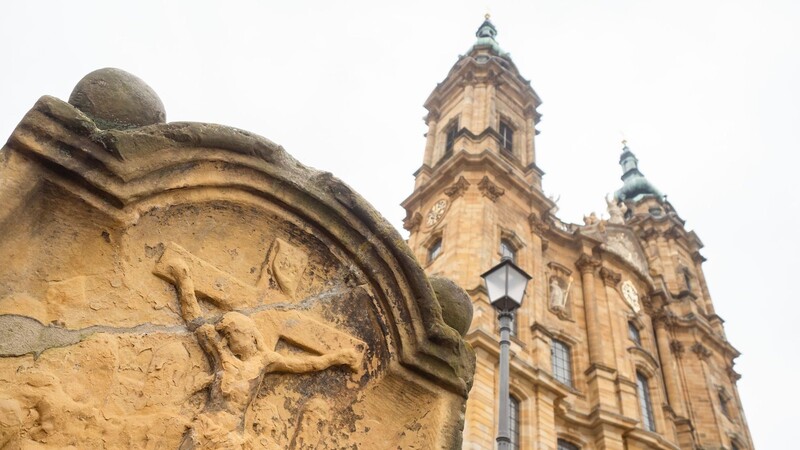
[0,68,475,449]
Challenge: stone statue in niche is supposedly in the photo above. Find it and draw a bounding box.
[161,248,363,449]
[549,276,572,320]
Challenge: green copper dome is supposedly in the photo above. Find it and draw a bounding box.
[614,144,663,202]
[470,17,509,58]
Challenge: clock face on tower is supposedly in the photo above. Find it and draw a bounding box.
[621,280,641,313]
[426,199,449,227]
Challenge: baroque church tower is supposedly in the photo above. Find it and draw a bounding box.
[402,18,753,450]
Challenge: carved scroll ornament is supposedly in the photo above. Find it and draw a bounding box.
[478,176,505,202]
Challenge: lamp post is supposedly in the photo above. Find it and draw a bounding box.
[481,257,532,450]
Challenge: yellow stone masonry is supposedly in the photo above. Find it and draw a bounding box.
[402,18,753,450]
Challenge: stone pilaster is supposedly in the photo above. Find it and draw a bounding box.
[653,312,686,417]
[576,254,605,367]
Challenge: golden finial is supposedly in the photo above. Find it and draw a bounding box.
[485,13,491,20]
[622,139,628,147]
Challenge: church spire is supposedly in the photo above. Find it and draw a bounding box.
[615,141,663,202]
[470,15,508,57]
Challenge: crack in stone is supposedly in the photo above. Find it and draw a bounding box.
[0,314,189,357]
[0,288,354,358]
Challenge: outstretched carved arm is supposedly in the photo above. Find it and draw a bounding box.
[270,349,360,374]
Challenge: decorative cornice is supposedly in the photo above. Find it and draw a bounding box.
[402,211,422,232]
[477,175,505,202]
[727,365,742,382]
[599,267,621,287]
[575,254,601,274]
[401,148,547,213]
[424,110,440,123]
[652,308,679,329]
[444,175,470,199]
[691,251,707,264]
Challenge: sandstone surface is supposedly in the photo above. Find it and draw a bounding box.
[0,68,475,449]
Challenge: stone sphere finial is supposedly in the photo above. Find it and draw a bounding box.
[68,68,166,130]
[430,277,473,336]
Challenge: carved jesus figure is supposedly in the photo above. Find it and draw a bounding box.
[166,259,360,450]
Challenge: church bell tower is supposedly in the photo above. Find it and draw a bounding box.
[403,16,552,291]
[402,17,753,450]
[402,16,558,448]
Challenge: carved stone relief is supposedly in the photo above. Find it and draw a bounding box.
[691,342,713,360]
[602,230,650,277]
[477,176,505,202]
[0,69,475,449]
[599,267,622,288]
[528,212,550,237]
[670,340,685,357]
[444,176,470,199]
[402,211,422,232]
[546,262,573,320]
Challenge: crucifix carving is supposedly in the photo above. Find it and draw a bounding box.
[154,241,364,449]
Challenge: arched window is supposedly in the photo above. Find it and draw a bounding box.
[499,120,514,153]
[500,239,516,261]
[509,395,520,450]
[628,321,641,346]
[551,339,572,387]
[428,238,442,263]
[557,439,580,450]
[636,371,656,432]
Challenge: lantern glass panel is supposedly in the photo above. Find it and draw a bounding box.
[506,267,528,305]
[483,264,507,304]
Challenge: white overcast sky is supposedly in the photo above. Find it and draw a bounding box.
[2,1,798,447]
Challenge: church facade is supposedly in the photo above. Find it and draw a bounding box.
[401,18,753,450]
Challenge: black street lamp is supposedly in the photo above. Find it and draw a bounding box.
[481,257,531,450]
